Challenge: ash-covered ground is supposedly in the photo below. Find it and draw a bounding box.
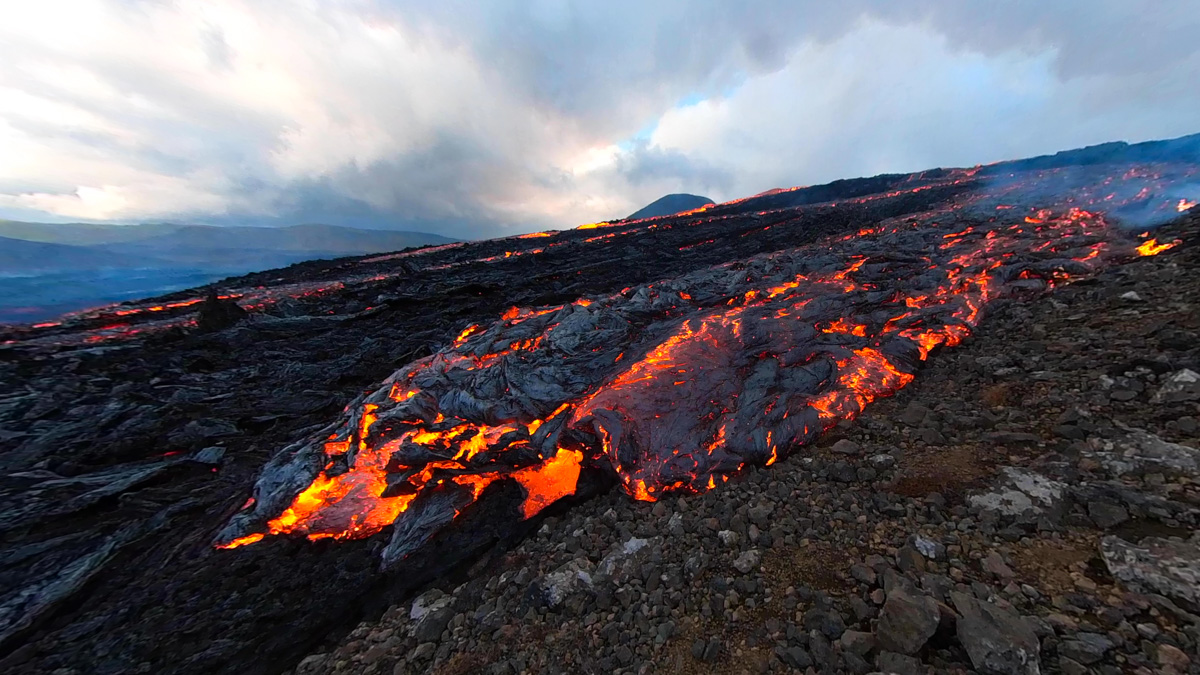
[0,136,1198,675]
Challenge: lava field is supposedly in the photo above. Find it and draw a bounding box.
[0,135,1197,674]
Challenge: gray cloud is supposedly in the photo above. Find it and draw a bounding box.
[0,1,1196,238]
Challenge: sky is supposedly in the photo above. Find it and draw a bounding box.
[1,1,1197,239]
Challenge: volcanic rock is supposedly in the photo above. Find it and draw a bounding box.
[840,630,876,657]
[876,583,940,655]
[876,650,922,675]
[195,292,247,332]
[537,559,594,609]
[732,549,761,574]
[1084,426,1200,477]
[1100,534,1200,606]
[1086,500,1129,529]
[969,468,1065,517]
[951,591,1041,675]
[1058,632,1113,665]
[1153,368,1200,403]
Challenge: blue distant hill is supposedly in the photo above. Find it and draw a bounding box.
[626,194,714,220]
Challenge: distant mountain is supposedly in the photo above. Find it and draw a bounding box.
[0,236,162,274]
[626,194,714,220]
[0,220,179,246]
[0,221,457,323]
[95,224,458,267]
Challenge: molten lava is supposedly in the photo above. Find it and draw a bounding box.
[1137,238,1179,256]
[1179,199,1197,213]
[217,195,1161,556]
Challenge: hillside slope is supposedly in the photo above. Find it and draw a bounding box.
[626,193,714,220]
[0,236,159,273]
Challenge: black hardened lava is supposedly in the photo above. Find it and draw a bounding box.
[0,135,1196,674]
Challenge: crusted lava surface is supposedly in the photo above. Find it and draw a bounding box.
[0,135,1197,674]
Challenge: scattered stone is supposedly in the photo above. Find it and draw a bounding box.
[1087,501,1129,529]
[1085,426,1200,477]
[537,559,593,608]
[913,535,945,560]
[876,650,922,675]
[778,645,813,669]
[897,545,926,573]
[733,549,761,574]
[982,552,1016,580]
[196,291,247,332]
[1156,643,1191,672]
[1101,534,1200,606]
[1058,633,1113,665]
[952,591,1040,675]
[876,584,939,655]
[850,563,877,586]
[839,630,876,657]
[1153,368,1200,403]
[803,608,847,640]
[832,439,861,455]
[969,468,1064,516]
[191,446,226,465]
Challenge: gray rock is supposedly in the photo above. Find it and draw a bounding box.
[897,545,926,573]
[1058,657,1087,675]
[733,549,761,574]
[412,604,455,642]
[876,650,922,675]
[803,608,846,640]
[1153,368,1200,403]
[850,563,877,586]
[1058,633,1112,665]
[1087,501,1129,529]
[538,559,593,608]
[191,446,226,465]
[1085,425,1200,478]
[594,537,656,585]
[1156,643,1191,671]
[779,645,813,669]
[1100,534,1200,606]
[876,585,939,655]
[832,439,861,455]
[870,453,896,469]
[410,642,435,660]
[901,403,929,427]
[912,535,945,560]
[969,468,1064,517]
[951,591,1040,675]
[830,461,858,482]
[982,552,1016,580]
[839,630,876,657]
[178,418,239,441]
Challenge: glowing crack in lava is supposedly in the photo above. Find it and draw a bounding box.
[1178,199,1197,212]
[217,184,1177,562]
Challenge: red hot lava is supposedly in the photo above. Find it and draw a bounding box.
[215,164,1188,558]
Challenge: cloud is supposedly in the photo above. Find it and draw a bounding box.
[0,1,1196,237]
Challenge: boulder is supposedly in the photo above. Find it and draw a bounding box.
[876,584,939,655]
[951,591,1040,675]
[1101,534,1200,606]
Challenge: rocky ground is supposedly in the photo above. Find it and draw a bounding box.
[295,213,1200,675]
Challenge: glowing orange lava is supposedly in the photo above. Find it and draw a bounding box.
[1137,238,1178,256]
[215,161,1195,555]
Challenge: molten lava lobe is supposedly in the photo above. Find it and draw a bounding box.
[1137,238,1180,256]
[213,163,1193,563]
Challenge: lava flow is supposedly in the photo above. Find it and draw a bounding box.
[215,159,1191,563]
